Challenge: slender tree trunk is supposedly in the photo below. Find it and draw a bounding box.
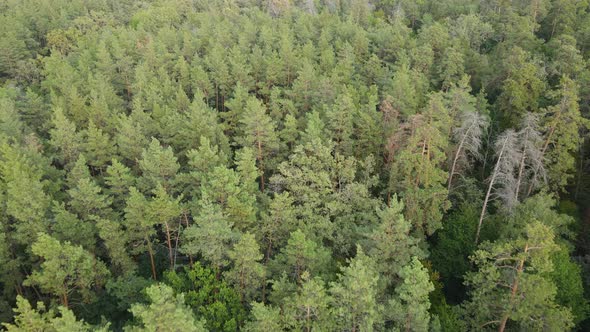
[498,244,527,332]
[146,240,157,280]
[183,212,194,265]
[514,129,530,202]
[62,286,69,308]
[163,221,173,269]
[476,139,508,243]
[448,125,473,191]
[258,137,265,192]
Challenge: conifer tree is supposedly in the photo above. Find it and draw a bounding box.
[25,233,110,307]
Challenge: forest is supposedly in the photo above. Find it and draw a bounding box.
[0,0,590,330]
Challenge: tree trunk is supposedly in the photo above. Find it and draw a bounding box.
[448,125,472,192]
[514,129,529,203]
[476,138,508,243]
[163,221,174,269]
[498,244,527,332]
[146,240,157,280]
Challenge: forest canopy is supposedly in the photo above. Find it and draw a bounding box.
[1,0,590,331]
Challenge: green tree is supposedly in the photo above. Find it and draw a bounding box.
[283,272,333,332]
[329,246,382,332]
[138,138,179,192]
[463,221,573,331]
[3,296,96,332]
[388,257,435,332]
[367,196,425,288]
[238,96,279,191]
[392,93,452,237]
[243,302,283,332]
[126,284,206,332]
[225,233,266,302]
[164,263,245,331]
[25,233,110,307]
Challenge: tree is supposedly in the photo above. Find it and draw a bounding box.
[538,77,588,192]
[448,111,488,192]
[48,107,82,168]
[181,203,237,274]
[124,187,158,280]
[270,229,331,283]
[0,143,51,245]
[283,272,333,332]
[105,159,136,209]
[164,263,245,331]
[25,233,110,307]
[367,196,425,289]
[329,246,382,332]
[3,296,95,332]
[138,138,179,192]
[392,93,451,237]
[476,130,521,243]
[513,113,545,203]
[463,221,573,331]
[326,90,355,156]
[258,192,297,263]
[225,233,266,302]
[126,284,206,332]
[82,120,115,170]
[238,96,279,191]
[147,184,182,269]
[388,257,435,332]
[243,302,283,332]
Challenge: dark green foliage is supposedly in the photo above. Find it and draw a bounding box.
[164,263,246,332]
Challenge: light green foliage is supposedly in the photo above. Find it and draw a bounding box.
[25,233,110,306]
[49,107,82,168]
[463,221,573,331]
[238,96,280,190]
[330,246,382,332]
[225,233,266,301]
[392,93,451,237]
[3,296,94,332]
[270,229,331,282]
[138,138,179,192]
[243,302,283,332]
[126,284,206,332]
[83,121,115,170]
[182,203,237,271]
[283,272,333,331]
[0,143,51,244]
[388,257,435,332]
[368,196,425,287]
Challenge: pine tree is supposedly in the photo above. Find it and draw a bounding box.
[48,107,82,168]
[238,96,279,191]
[330,246,382,332]
[388,257,434,332]
[225,233,266,302]
[24,233,110,307]
[283,272,333,332]
[181,202,237,274]
[138,138,179,192]
[368,196,425,288]
[127,284,207,332]
[464,221,573,331]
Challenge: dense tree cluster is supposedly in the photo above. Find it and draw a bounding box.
[1,0,590,330]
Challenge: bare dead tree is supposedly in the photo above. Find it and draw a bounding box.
[448,111,488,192]
[476,130,521,243]
[514,113,545,202]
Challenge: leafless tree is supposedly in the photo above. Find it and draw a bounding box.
[448,111,488,192]
[513,113,545,202]
[476,129,521,243]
